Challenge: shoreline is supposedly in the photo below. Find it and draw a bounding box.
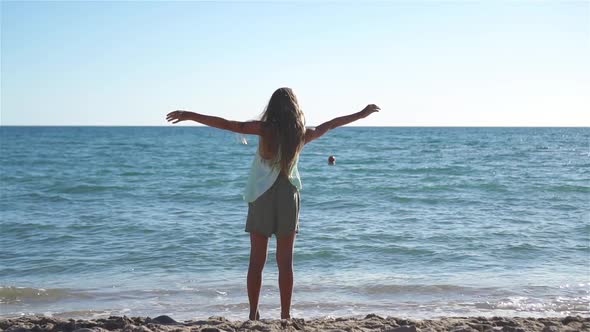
[1,314,588,332]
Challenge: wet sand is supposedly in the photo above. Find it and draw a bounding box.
[1,314,588,332]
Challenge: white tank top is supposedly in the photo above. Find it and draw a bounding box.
[243,150,302,203]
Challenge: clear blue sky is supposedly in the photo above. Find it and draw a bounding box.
[1,1,589,126]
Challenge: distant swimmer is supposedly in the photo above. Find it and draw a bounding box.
[328,155,336,165]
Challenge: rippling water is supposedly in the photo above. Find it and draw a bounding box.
[1,126,588,319]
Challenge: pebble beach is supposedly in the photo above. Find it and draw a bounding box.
[1,314,589,332]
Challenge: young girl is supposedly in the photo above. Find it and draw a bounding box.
[166,87,379,321]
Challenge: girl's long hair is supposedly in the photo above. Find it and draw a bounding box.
[260,87,306,175]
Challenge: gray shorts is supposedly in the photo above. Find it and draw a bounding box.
[245,175,300,238]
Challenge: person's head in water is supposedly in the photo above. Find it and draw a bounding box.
[328,155,336,165]
[260,87,306,175]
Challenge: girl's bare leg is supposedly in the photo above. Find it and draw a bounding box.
[276,231,296,319]
[247,232,269,320]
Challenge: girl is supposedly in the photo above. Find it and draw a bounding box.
[166,87,379,321]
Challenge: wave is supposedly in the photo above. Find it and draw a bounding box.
[387,195,449,205]
[2,282,588,320]
[0,286,93,304]
[7,191,72,202]
[57,184,128,194]
[504,242,547,252]
[474,295,590,314]
[351,284,497,296]
[543,184,590,193]
[395,166,472,176]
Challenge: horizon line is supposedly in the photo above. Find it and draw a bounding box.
[0,125,588,128]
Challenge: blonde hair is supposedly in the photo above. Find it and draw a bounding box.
[260,87,306,175]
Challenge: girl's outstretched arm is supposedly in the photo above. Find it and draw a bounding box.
[166,110,265,136]
[305,104,380,144]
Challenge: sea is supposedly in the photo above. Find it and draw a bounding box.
[1,126,588,320]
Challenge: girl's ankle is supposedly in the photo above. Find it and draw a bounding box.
[249,310,260,320]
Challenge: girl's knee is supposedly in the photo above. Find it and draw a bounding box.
[278,265,293,275]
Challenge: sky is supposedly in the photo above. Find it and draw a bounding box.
[1,1,589,127]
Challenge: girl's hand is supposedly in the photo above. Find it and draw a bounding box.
[361,104,380,118]
[166,110,190,124]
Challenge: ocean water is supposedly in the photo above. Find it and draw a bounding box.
[1,126,588,320]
